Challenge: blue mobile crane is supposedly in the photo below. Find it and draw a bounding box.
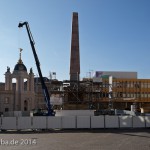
[18,22,55,116]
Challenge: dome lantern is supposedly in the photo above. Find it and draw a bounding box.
[13,48,27,72]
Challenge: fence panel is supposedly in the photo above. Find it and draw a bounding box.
[47,116,62,129]
[91,116,104,128]
[1,117,17,130]
[145,116,150,128]
[132,116,145,128]
[105,116,119,128]
[17,117,32,130]
[0,117,1,129]
[62,116,76,129]
[77,116,90,128]
[119,116,132,128]
[32,117,46,129]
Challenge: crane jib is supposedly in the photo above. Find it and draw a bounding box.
[43,89,49,106]
[18,21,55,116]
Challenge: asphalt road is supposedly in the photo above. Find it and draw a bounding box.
[0,128,150,150]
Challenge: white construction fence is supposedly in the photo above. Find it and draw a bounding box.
[0,115,150,130]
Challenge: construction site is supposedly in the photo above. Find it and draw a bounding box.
[0,12,150,116]
[44,73,150,113]
[44,12,150,114]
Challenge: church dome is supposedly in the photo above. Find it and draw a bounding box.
[14,63,27,72]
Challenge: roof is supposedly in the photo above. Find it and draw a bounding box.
[14,63,27,72]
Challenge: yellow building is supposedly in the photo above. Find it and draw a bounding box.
[82,71,150,113]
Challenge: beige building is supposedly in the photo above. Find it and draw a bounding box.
[0,51,35,113]
[0,50,63,114]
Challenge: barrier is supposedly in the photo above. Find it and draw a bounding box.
[17,117,32,130]
[55,110,94,116]
[0,117,1,129]
[1,117,17,130]
[47,116,62,129]
[0,115,149,131]
[14,111,22,117]
[91,116,104,128]
[3,111,14,117]
[32,117,46,129]
[119,116,132,128]
[77,116,91,128]
[105,115,119,128]
[145,116,150,127]
[132,116,145,128]
[62,116,76,129]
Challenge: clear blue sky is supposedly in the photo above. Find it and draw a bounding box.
[0,0,150,82]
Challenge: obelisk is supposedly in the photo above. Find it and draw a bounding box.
[70,12,80,81]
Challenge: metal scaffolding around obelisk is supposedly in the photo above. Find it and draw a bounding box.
[70,12,80,81]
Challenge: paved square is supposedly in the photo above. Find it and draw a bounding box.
[0,129,150,150]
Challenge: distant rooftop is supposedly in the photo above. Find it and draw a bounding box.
[93,71,137,79]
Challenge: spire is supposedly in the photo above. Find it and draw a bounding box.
[18,48,23,64]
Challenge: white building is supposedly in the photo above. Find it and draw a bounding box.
[92,71,137,82]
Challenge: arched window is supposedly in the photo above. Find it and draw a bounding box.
[24,78,28,91]
[12,78,17,91]
[24,100,28,111]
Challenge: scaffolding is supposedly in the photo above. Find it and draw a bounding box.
[35,77,150,112]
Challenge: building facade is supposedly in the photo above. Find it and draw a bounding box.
[80,71,150,112]
[1,54,150,113]
[0,51,35,113]
[0,50,63,114]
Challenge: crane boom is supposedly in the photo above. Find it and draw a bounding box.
[18,22,55,116]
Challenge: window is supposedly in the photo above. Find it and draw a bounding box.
[24,100,28,111]
[24,107,27,111]
[24,78,28,91]
[119,92,123,97]
[135,82,140,88]
[5,108,9,112]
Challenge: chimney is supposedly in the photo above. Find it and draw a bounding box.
[70,12,80,81]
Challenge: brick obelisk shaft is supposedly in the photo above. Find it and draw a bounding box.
[70,12,80,81]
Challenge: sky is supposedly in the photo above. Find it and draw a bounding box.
[0,0,150,82]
